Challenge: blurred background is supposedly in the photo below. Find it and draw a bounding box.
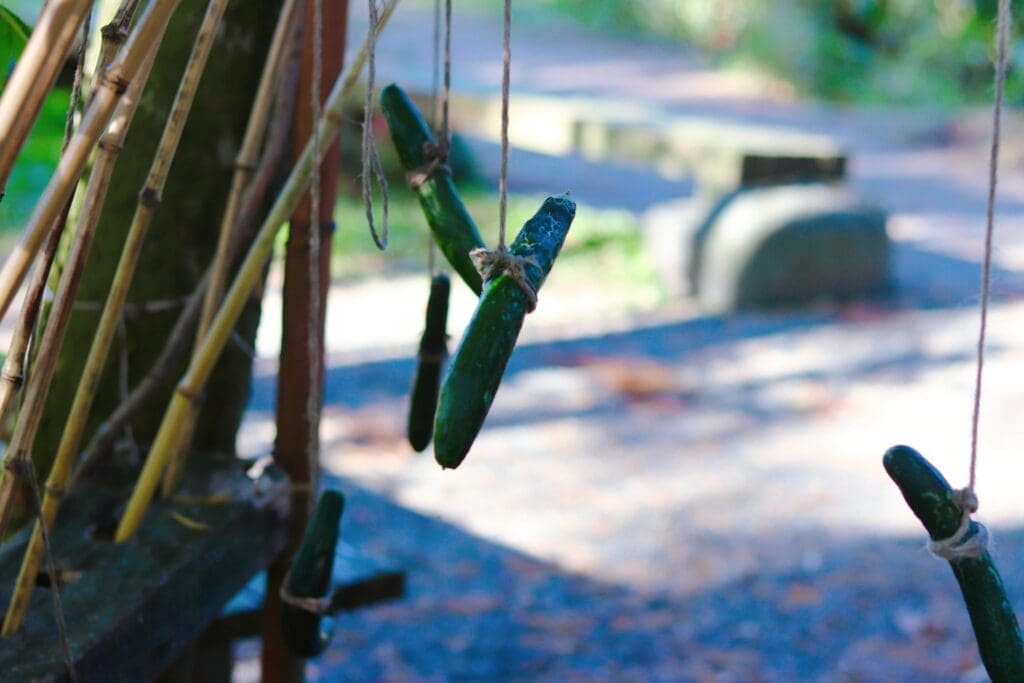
[4,1,1024,680]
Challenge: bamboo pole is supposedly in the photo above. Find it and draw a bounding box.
[0,0,141,446]
[115,0,403,543]
[0,0,182,326]
[160,0,304,495]
[1,0,230,634]
[0,8,170,548]
[0,0,93,199]
[261,1,346,679]
[75,29,305,481]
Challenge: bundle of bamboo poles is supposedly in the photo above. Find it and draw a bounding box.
[0,1,404,674]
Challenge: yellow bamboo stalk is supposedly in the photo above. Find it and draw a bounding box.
[1,0,230,635]
[115,0,403,543]
[0,0,182,327]
[0,0,142,446]
[160,0,303,495]
[0,3,175,547]
[0,0,93,197]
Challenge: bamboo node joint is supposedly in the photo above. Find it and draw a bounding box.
[102,73,130,96]
[1,369,24,386]
[139,187,161,208]
[100,23,128,45]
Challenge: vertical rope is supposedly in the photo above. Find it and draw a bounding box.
[968,0,1010,496]
[431,0,441,127]
[497,0,511,250]
[362,0,389,250]
[24,460,75,681]
[64,10,91,148]
[307,0,324,493]
[468,0,537,309]
[425,0,450,278]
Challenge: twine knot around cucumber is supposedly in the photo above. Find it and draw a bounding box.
[434,194,576,470]
[469,246,540,312]
[928,487,988,561]
[279,575,332,615]
[406,141,451,191]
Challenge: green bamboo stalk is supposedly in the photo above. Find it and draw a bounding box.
[160,0,303,496]
[0,0,181,326]
[0,0,93,198]
[883,445,1024,682]
[1,0,230,634]
[0,4,174,543]
[114,0,404,543]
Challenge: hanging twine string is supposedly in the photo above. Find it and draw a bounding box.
[362,0,390,250]
[20,458,76,680]
[407,0,452,195]
[937,0,1010,560]
[468,0,538,310]
[422,0,448,277]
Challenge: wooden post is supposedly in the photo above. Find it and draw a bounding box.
[262,1,347,681]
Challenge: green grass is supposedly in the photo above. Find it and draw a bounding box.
[0,87,69,235]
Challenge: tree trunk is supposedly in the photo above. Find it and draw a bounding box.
[32,0,285,474]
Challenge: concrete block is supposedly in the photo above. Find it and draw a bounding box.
[696,183,889,312]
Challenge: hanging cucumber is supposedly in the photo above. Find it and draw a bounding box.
[379,84,485,295]
[883,445,1024,682]
[434,193,576,469]
[408,273,451,451]
[280,489,345,658]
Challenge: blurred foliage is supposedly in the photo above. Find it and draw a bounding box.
[0,87,69,235]
[474,0,1023,105]
[0,3,31,87]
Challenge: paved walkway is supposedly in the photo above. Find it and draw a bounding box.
[234,2,1024,681]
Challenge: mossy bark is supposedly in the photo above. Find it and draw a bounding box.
[32,0,284,475]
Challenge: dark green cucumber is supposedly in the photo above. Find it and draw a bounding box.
[380,84,485,295]
[281,489,344,658]
[434,194,576,469]
[883,445,1024,682]
[408,273,451,451]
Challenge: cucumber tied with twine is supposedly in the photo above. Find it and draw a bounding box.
[408,273,450,451]
[379,83,485,295]
[280,488,345,658]
[434,193,576,470]
[883,445,1024,682]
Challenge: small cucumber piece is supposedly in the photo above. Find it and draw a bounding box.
[434,194,576,469]
[380,84,485,295]
[281,489,344,658]
[408,273,451,451]
[883,445,1024,682]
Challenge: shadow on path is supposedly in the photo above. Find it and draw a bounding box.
[311,477,1024,682]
